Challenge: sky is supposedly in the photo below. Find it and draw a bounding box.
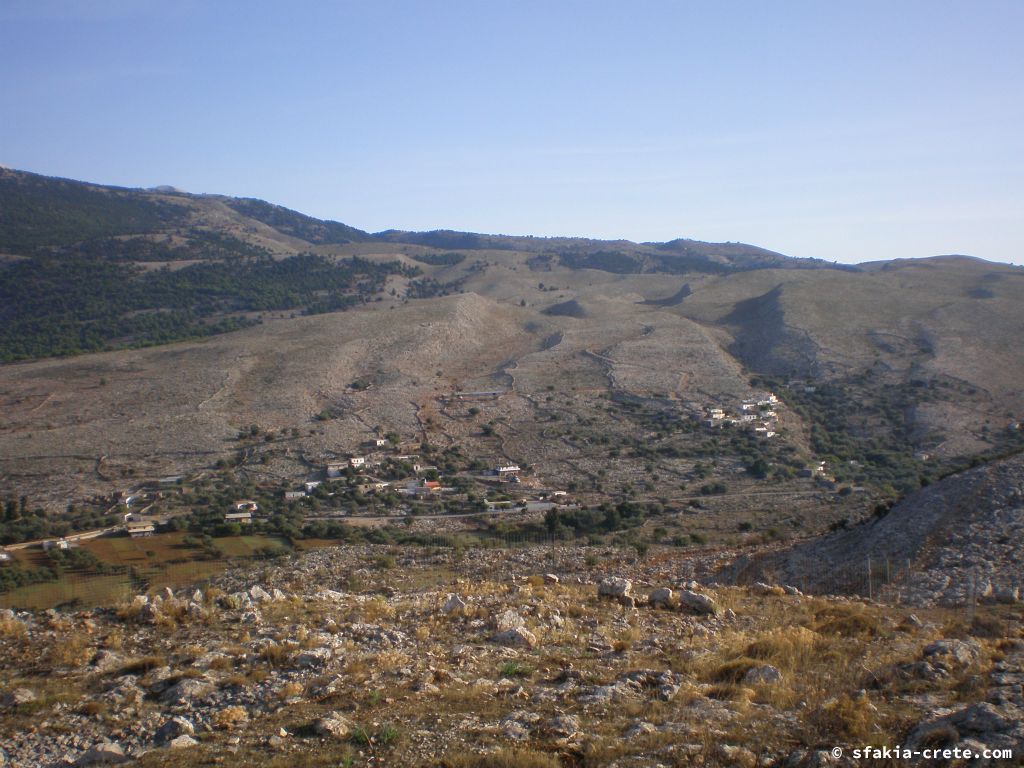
[2,0,1022,265]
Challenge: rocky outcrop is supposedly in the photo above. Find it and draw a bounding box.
[718,454,1024,606]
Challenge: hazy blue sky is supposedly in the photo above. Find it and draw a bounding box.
[2,1,1022,264]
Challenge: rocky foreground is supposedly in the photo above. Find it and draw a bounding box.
[1,545,1021,767]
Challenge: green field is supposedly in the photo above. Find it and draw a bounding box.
[0,532,306,610]
[0,573,134,610]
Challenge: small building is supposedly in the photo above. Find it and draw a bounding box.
[495,464,521,478]
[235,500,259,513]
[349,456,366,468]
[326,462,347,478]
[0,551,11,562]
[126,521,155,538]
[42,539,71,551]
[304,481,322,493]
[224,511,253,525]
[283,490,306,501]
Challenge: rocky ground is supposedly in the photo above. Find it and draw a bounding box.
[0,545,1021,767]
[719,454,1024,608]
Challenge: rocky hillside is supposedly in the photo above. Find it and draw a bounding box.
[0,545,1020,767]
[720,454,1024,606]
[2,166,1024,541]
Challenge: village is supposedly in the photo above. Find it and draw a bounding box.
[701,391,781,440]
[0,388,851,561]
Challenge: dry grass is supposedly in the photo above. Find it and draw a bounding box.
[0,618,27,639]
[439,747,561,768]
[114,654,166,675]
[212,705,249,730]
[277,681,304,700]
[46,635,92,667]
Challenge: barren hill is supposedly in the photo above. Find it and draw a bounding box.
[1,167,1023,532]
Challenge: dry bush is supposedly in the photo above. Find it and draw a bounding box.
[710,657,759,684]
[345,655,371,683]
[278,681,304,700]
[180,643,206,661]
[260,642,292,668]
[101,628,124,650]
[744,626,821,669]
[812,604,882,638]
[219,673,250,689]
[116,654,166,675]
[612,625,644,653]
[212,705,249,730]
[47,635,92,667]
[359,597,395,622]
[79,700,107,717]
[0,618,27,639]
[706,683,755,703]
[207,655,234,672]
[374,650,411,672]
[807,693,876,741]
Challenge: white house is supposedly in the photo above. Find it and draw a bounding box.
[126,521,155,538]
[349,456,366,468]
[284,490,306,501]
[224,511,253,524]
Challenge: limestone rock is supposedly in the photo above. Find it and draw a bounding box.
[160,678,212,705]
[598,577,632,599]
[494,609,525,632]
[74,742,130,765]
[155,716,195,745]
[249,585,272,603]
[491,627,537,648]
[743,664,783,685]
[441,594,467,615]
[624,721,657,738]
[2,688,37,709]
[649,587,674,607]
[314,713,354,740]
[923,638,981,668]
[295,648,332,668]
[678,589,719,615]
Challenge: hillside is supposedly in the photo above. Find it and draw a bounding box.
[718,453,1024,606]
[1,167,1023,545]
